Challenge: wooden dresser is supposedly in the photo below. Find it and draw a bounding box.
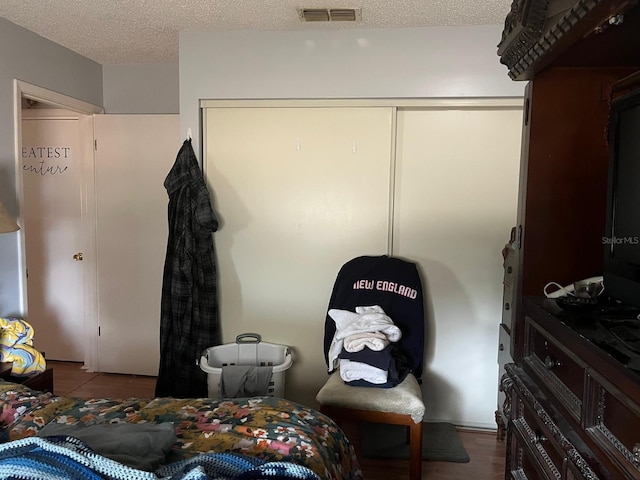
[504,298,640,478]
[497,0,640,478]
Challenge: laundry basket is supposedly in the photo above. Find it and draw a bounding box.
[199,333,292,399]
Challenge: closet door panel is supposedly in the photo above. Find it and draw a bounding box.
[204,107,392,406]
[394,107,522,428]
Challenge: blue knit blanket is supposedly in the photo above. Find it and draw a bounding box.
[0,436,321,480]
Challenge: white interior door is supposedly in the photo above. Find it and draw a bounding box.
[204,106,393,407]
[21,109,89,361]
[94,114,179,376]
[394,106,523,428]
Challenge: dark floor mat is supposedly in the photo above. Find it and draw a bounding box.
[360,421,470,463]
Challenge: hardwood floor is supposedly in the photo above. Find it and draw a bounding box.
[47,360,507,479]
[48,360,156,399]
[342,422,506,480]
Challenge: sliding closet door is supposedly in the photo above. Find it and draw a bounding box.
[204,107,392,406]
[394,106,522,428]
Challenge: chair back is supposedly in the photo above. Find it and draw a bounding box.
[323,255,425,381]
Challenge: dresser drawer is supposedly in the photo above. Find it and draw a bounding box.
[524,316,586,422]
[508,427,560,480]
[505,363,601,480]
[584,370,640,479]
[511,391,565,479]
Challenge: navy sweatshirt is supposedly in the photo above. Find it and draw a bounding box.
[323,255,425,383]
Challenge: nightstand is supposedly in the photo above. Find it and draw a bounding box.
[0,363,54,393]
[0,362,12,378]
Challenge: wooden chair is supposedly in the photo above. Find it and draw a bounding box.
[316,372,425,480]
[315,255,426,480]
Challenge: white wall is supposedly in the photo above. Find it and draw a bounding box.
[103,64,179,114]
[179,25,526,427]
[180,25,525,155]
[0,17,103,316]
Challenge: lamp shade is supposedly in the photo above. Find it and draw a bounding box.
[0,202,19,233]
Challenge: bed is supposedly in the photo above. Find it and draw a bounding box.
[0,379,363,479]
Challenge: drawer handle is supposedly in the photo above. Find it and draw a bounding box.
[534,431,547,444]
[544,355,560,370]
[633,443,640,467]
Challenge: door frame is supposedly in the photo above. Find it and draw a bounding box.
[13,80,103,371]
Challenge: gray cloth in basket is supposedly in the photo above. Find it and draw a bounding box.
[221,365,273,398]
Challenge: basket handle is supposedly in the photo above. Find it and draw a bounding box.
[236,333,261,344]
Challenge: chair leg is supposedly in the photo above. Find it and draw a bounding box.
[409,421,423,480]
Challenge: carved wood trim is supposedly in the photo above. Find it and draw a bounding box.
[498,0,550,68]
[501,373,515,420]
[565,450,601,480]
[499,0,601,80]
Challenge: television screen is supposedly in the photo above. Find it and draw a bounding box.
[609,103,640,263]
[604,89,640,309]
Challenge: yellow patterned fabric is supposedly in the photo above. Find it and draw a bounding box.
[0,318,46,377]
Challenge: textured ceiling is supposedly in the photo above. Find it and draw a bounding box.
[0,1,512,65]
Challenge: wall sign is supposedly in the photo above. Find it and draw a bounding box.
[22,146,71,175]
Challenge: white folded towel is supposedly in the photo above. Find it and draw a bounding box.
[340,359,388,384]
[327,305,401,371]
[343,331,389,353]
[354,306,386,315]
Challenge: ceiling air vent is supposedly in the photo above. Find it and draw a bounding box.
[329,9,358,21]
[298,8,361,22]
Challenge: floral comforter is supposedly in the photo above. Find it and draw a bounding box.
[0,380,362,480]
